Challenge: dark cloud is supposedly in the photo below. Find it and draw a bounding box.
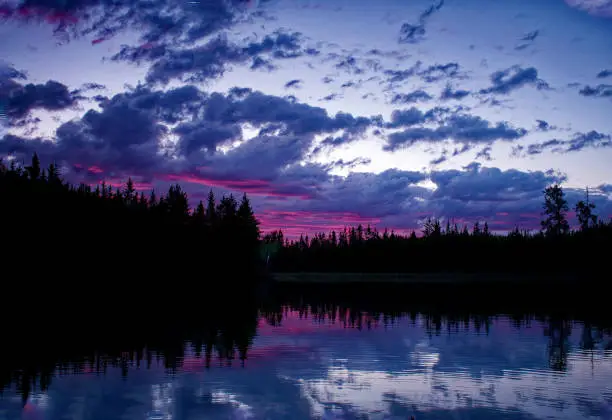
[0,61,27,81]
[475,146,493,161]
[419,62,461,83]
[521,30,540,42]
[174,121,241,156]
[328,157,371,170]
[479,66,550,95]
[431,163,565,204]
[515,29,539,50]
[398,0,444,44]
[0,0,267,47]
[579,84,612,98]
[430,154,447,165]
[326,52,383,75]
[390,90,432,104]
[0,67,80,125]
[319,93,342,102]
[0,85,380,181]
[2,78,610,234]
[284,79,302,89]
[440,83,470,101]
[113,30,314,85]
[535,119,556,132]
[596,69,612,78]
[516,130,612,156]
[383,61,462,86]
[384,110,527,152]
[384,106,452,129]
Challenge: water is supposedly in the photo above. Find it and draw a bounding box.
[1,301,612,420]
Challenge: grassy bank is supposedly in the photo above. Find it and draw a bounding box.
[270,272,578,285]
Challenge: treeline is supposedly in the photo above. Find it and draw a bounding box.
[266,185,612,274]
[0,153,261,281]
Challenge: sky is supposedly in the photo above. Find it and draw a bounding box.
[0,0,611,236]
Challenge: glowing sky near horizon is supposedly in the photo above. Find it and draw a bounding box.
[1,0,611,236]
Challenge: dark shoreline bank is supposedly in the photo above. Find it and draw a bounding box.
[269,271,582,285]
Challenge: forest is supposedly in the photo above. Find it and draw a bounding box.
[0,153,261,283]
[264,185,612,274]
[2,152,611,278]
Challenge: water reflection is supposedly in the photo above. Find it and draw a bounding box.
[1,299,612,420]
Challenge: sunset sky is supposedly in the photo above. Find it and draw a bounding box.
[1,0,611,236]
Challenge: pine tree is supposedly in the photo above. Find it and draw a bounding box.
[206,190,216,224]
[26,153,41,180]
[194,200,206,225]
[541,184,569,237]
[149,189,157,207]
[124,177,136,204]
[238,193,260,241]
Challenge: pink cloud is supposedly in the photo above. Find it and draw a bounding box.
[162,173,312,199]
[0,5,78,24]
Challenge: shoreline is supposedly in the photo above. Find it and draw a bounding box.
[270,272,579,285]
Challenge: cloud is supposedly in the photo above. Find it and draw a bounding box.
[2,79,610,236]
[3,133,610,235]
[564,0,612,17]
[515,29,539,50]
[0,0,265,46]
[383,61,463,86]
[596,69,612,78]
[284,79,302,89]
[479,66,550,95]
[390,90,432,104]
[515,130,612,156]
[475,146,493,161]
[325,52,383,75]
[440,83,470,101]
[112,30,315,85]
[0,84,380,183]
[0,61,27,81]
[521,30,540,42]
[0,66,80,132]
[535,120,552,131]
[398,0,444,44]
[579,84,612,98]
[384,110,527,152]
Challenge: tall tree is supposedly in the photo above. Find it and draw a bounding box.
[575,188,597,231]
[238,193,260,241]
[26,153,41,180]
[541,184,569,237]
[206,190,216,224]
[194,200,206,225]
[217,194,238,222]
[166,184,190,221]
[124,177,136,204]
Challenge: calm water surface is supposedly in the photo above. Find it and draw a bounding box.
[1,307,612,420]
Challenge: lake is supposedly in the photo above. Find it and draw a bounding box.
[1,295,611,420]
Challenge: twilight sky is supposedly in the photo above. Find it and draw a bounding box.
[1,0,611,236]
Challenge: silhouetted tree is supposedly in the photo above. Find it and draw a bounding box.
[541,184,569,237]
[0,153,264,281]
[206,189,216,224]
[25,152,41,180]
[124,177,136,204]
[575,188,597,232]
